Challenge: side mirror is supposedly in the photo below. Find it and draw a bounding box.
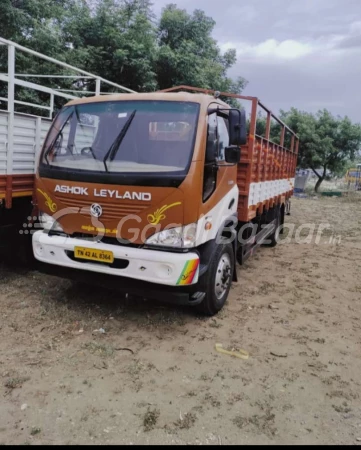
[225,146,241,164]
[229,109,247,146]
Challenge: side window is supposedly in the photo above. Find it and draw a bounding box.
[202,113,231,202]
[203,113,218,202]
[217,116,229,161]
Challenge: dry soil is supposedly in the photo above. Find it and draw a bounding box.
[0,195,361,444]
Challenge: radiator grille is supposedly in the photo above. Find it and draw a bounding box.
[54,195,150,220]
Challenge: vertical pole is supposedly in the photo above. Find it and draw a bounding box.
[265,112,271,140]
[264,113,271,196]
[249,98,258,137]
[35,117,42,160]
[49,93,54,119]
[6,44,15,208]
[246,98,258,217]
[290,135,295,153]
[95,78,101,96]
[280,126,285,147]
[7,44,15,113]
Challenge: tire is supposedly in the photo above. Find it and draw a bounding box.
[265,206,281,248]
[197,242,234,316]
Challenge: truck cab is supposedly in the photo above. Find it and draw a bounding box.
[33,89,297,315]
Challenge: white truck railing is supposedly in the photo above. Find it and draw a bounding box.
[0,36,136,118]
[0,37,136,207]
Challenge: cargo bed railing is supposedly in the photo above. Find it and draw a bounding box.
[159,85,299,154]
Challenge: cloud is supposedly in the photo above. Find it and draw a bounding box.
[336,20,361,49]
[222,39,314,60]
[230,41,361,120]
[153,0,361,121]
[350,21,361,34]
[221,24,360,63]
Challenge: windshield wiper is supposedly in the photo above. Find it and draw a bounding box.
[44,109,74,165]
[102,110,137,172]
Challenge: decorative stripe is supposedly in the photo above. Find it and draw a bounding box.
[177,259,200,285]
[248,178,295,207]
[37,188,57,213]
[147,202,182,225]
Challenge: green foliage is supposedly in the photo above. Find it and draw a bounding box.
[63,0,158,92]
[0,0,83,113]
[156,4,247,104]
[342,155,361,175]
[255,113,282,143]
[280,108,361,191]
[0,0,247,112]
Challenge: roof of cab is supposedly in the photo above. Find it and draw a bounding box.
[65,91,230,109]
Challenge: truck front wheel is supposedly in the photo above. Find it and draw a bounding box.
[198,243,234,316]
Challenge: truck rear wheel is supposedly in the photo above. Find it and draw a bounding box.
[197,243,234,316]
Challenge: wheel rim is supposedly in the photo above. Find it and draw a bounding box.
[214,253,232,300]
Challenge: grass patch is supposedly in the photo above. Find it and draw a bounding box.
[4,376,30,389]
[233,409,276,437]
[30,427,41,436]
[82,341,115,357]
[143,407,160,432]
[174,412,197,429]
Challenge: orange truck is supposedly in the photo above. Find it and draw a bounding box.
[32,85,298,315]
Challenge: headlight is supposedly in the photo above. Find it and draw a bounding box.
[146,223,197,248]
[183,223,197,248]
[39,212,64,233]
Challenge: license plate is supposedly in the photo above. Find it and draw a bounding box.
[74,246,114,264]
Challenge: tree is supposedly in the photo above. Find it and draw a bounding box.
[343,154,361,175]
[156,4,247,103]
[0,0,79,114]
[0,0,247,113]
[64,0,158,92]
[255,112,282,142]
[0,0,71,42]
[281,108,361,192]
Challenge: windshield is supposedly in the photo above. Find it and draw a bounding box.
[41,101,199,175]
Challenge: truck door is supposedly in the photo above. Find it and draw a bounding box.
[202,112,230,202]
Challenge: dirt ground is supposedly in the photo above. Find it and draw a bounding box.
[1,194,361,445]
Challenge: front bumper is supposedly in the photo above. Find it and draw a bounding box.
[32,231,200,287]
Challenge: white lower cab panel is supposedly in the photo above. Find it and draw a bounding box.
[194,184,239,246]
[32,231,200,286]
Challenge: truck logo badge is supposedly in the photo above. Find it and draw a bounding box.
[90,203,102,218]
[37,189,57,213]
[147,202,182,225]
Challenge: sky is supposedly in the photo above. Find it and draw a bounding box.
[153,0,361,122]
